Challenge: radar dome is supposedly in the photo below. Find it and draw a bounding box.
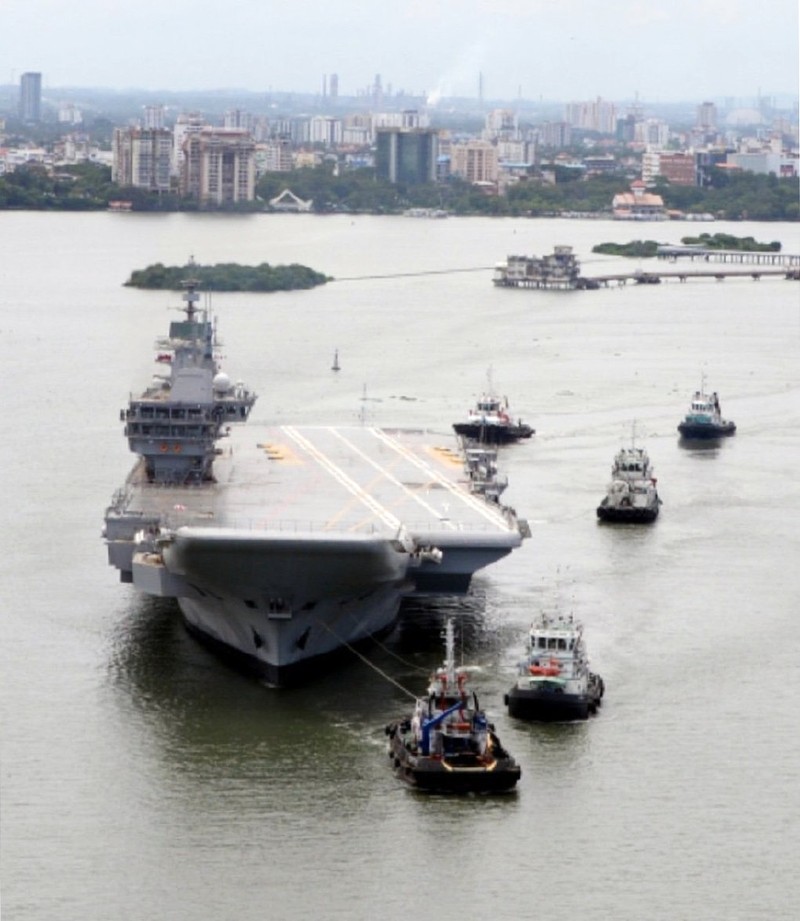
[213,371,232,393]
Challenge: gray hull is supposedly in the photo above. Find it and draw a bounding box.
[129,527,411,686]
[179,585,404,686]
[107,425,527,683]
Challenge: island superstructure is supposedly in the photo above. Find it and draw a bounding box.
[104,274,529,685]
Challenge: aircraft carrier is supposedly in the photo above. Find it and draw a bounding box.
[104,275,529,685]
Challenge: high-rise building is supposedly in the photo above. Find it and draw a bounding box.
[224,109,253,132]
[173,113,207,177]
[19,72,42,123]
[309,116,342,147]
[258,137,293,173]
[112,127,173,191]
[696,101,717,130]
[375,127,438,184]
[694,101,719,145]
[565,97,617,135]
[538,121,572,149]
[180,128,256,204]
[634,118,669,149]
[657,152,697,186]
[483,109,517,141]
[450,140,499,184]
[58,103,82,125]
[143,105,165,129]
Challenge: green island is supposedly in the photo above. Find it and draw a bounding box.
[678,232,782,251]
[593,233,783,258]
[592,240,662,258]
[125,262,330,291]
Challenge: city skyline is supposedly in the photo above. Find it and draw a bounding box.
[3,0,798,103]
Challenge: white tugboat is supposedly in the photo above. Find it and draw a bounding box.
[597,441,661,523]
[505,611,604,722]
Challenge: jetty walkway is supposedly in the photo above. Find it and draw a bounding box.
[655,245,800,267]
[584,267,800,287]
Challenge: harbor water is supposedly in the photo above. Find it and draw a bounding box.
[1,212,799,920]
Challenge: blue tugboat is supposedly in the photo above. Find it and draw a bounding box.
[677,380,736,439]
[385,620,520,794]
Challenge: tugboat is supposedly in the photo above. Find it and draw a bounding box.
[453,392,534,444]
[505,611,604,722]
[596,443,661,523]
[385,620,521,794]
[677,381,735,439]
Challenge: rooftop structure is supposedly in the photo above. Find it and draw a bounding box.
[612,180,666,220]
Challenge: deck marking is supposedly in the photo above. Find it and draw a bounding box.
[328,428,458,531]
[283,426,402,533]
[370,428,515,530]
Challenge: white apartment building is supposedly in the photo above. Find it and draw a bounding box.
[372,110,429,131]
[173,113,207,178]
[634,119,669,149]
[641,148,662,186]
[450,140,499,184]
[257,138,293,173]
[309,116,342,147]
[143,105,165,129]
[58,103,82,125]
[112,127,172,191]
[496,139,533,165]
[565,97,617,134]
[483,109,518,141]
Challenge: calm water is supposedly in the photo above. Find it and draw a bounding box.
[1,212,799,920]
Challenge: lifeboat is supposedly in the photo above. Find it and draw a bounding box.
[529,663,561,677]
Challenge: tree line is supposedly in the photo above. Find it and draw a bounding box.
[0,161,797,221]
[593,233,783,257]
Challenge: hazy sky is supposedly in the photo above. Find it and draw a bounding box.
[4,0,798,102]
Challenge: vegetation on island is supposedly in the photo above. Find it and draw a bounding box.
[125,262,330,291]
[592,240,662,258]
[678,232,781,251]
[593,232,783,258]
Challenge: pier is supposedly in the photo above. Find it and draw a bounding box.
[496,266,799,289]
[655,245,800,267]
[584,267,800,287]
[493,245,800,290]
